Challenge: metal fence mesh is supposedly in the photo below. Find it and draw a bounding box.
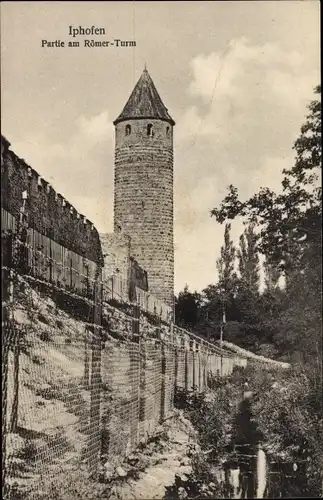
[4,333,101,499]
[101,341,140,466]
[164,345,176,417]
[2,275,243,499]
[176,348,186,389]
[141,340,162,438]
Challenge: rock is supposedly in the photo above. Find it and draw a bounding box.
[127,454,139,466]
[109,486,117,497]
[115,466,127,478]
[178,474,188,482]
[104,461,114,480]
[180,456,190,466]
[178,487,188,499]
[178,466,192,475]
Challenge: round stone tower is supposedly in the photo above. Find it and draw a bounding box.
[113,68,175,311]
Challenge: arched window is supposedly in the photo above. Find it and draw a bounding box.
[125,124,131,136]
[147,123,153,136]
[166,126,170,137]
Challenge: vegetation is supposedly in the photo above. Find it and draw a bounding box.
[175,85,322,494]
[176,85,321,358]
[166,377,240,499]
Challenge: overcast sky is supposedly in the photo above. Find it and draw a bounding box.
[1,1,320,294]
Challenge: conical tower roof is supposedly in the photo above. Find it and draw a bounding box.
[114,68,175,126]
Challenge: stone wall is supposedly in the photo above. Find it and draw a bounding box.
[1,136,103,265]
[100,232,131,281]
[100,232,148,303]
[114,118,174,310]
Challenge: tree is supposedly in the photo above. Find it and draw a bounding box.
[263,255,281,291]
[209,85,322,492]
[211,85,322,361]
[211,85,321,278]
[237,223,260,292]
[216,223,237,302]
[175,285,202,329]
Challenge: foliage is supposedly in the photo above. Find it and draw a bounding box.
[216,223,237,298]
[237,223,260,292]
[209,85,322,358]
[211,85,321,274]
[263,255,281,290]
[240,363,323,497]
[171,384,240,499]
[164,453,221,499]
[174,381,241,463]
[175,285,202,329]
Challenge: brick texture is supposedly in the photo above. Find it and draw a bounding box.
[114,118,174,310]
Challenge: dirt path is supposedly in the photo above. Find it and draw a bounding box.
[108,411,198,499]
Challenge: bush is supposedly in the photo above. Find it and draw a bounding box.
[174,385,238,463]
[249,365,323,496]
[39,330,52,342]
[164,453,222,498]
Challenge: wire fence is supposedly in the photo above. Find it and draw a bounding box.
[2,211,248,499]
[2,278,246,498]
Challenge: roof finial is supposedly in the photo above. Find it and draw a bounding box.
[144,62,147,71]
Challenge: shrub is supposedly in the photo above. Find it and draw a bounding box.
[249,365,323,496]
[39,330,52,342]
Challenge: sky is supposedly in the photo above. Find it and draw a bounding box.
[1,1,320,294]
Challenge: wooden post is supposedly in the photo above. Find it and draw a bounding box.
[173,325,178,393]
[197,343,202,391]
[2,232,13,500]
[10,191,28,433]
[206,349,210,388]
[88,270,102,476]
[132,303,140,340]
[202,344,206,391]
[129,342,139,448]
[160,334,167,422]
[130,303,140,446]
[191,340,196,391]
[84,331,90,389]
[184,338,189,392]
[138,337,147,439]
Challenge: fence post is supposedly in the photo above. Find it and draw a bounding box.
[173,325,178,394]
[138,337,147,440]
[160,332,167,422]
[2,233,12,499]
[191,340,196,391]
[206,348,210,388]
[2,321,9,500]
[129,344,139,448]
[132,303,140,340]
[84,330,90,389]
[203,346,207,390]
[130,304,140,447]
[184,338,189,392]
[197,343,202,392]
[88,271,102,477]
[10,193,28,434]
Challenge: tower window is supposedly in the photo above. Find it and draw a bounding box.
[166,126,170,137]
[147,123,153,136]
[125,124,131,136]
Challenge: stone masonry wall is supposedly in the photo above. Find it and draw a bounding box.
[114,119,174,310]
[1,135,103,265]
[100,232,131,281]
